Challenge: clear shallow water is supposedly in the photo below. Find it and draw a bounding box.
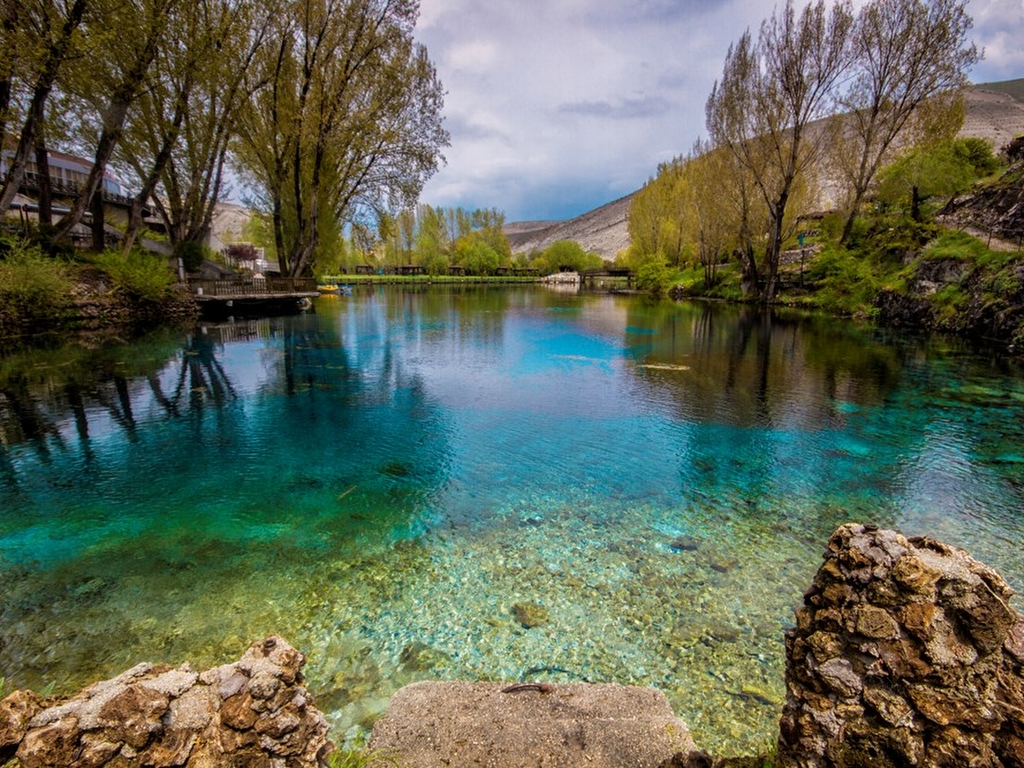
[2,286,1024,753]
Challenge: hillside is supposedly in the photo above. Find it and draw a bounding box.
[506,79,1024,261]
[505,194,634,261]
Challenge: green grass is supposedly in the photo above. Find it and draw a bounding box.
[327,747,402,767]
[973,77,1024,104]
[0,237,75,327]
[320,273,539,285]
[797,245,884,317]
[83,249,175,303]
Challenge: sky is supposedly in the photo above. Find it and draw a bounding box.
[412,0,1024,224]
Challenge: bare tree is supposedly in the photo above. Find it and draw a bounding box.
[707,0,854,301]
[832,0,979,243]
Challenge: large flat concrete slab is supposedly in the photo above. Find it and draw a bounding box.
[368,681,697,767]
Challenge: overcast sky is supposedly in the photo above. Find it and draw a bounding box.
[412,0,1024,223]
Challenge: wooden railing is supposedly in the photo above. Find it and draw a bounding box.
[188,277,317,296]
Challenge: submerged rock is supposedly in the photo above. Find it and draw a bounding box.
[400,641,453,672]
[511,601,550,628]
[670,536,700,553]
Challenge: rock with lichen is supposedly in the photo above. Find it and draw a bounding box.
[0,636,332,768]
[778,523,1024,767]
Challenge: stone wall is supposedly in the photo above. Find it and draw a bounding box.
[0,636,332,767]
[778,523,1024,767]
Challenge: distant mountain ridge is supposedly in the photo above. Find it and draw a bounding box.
[506,78,1024,261]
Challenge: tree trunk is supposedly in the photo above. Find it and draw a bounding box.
[34,122,53,228]
[90,187,105,251]
[53,113,125,243]
[911,185,922,222]
[0,0,87,216]
[0,2,16,144]
[739,245,759,299]
[123,87,189,253]
[839,190,864,245]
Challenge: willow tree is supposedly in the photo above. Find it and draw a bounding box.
[830,0,978,243]
[235,0,447,277]
[683,140,739,288]
[627,159,691,267]
[707,0,853,301]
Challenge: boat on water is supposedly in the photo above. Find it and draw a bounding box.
[317,284,353,295]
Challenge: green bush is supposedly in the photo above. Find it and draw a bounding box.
[90,249,175,303]
[540,240,602,273]
[0,238,74,326]
[804,246,883,316]
[635,260,672,296]
[455,234,501,275]
[174,240,207,273]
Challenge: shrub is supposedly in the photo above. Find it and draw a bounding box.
[455,234,501,275]
[804,245,883,316]
[90,249,175,303]
[0,238,74,326]
[174,240,207,273]
[635,260,672,296]
[541,240,598,273]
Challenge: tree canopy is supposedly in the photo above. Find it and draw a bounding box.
[625,0,981,302]
[0,0,448,275]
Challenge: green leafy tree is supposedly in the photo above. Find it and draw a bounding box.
[876,137,994,220]
[953,136,1000,177]
[455,232,500,275]
[627,160,689,267]
[0,0,89,217]
[234,0,448,277]
[53,0,186,248]
[118,0,276,252]
[540,240,602,273]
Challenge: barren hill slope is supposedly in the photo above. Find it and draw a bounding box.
[505,194,634,261]
[506,79,1024,261]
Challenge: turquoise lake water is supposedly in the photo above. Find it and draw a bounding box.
[2,286,1023,752]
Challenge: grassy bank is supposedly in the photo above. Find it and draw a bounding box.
[0,237,197,335]
[319,274,541,285]
[666,214,1024,351]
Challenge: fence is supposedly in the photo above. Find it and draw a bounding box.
[188,277,317,296]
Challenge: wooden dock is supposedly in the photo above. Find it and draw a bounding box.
[580,268,635,289]
[188,277,318,314]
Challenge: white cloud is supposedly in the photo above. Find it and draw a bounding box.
[416,0,1023,222]
[969,0,1024,81]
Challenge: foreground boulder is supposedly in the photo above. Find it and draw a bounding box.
[370,681,697,767]
[779,523,1024,767]
[0,636,331,767]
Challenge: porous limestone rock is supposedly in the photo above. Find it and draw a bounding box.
[778,523,1024,767]
[0,636,332,768]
